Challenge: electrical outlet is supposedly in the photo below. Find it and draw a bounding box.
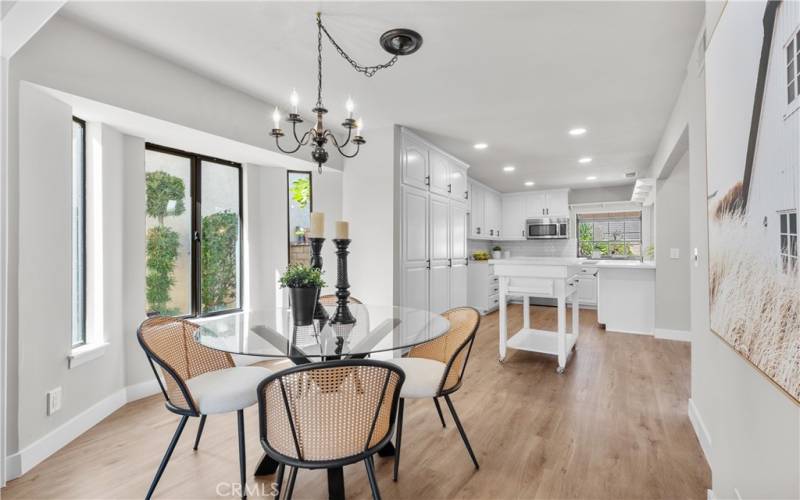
[693,248,700,267]
[670,248,680,259]
[47,387,62,415]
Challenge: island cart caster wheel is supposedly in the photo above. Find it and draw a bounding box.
[555,366,565,374]
[498,355,506,364]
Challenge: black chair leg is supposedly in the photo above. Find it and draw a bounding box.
[274,463,285,499]
[146,415,189,500]
[193,414,207,450]
[443,394,479,470]
[285,466,298,500]
[433,398,446,428]
[393,398,404,481]
[237,410,247,499]
[364,455,381,500]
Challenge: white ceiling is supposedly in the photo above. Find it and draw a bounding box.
[59,1,703,192]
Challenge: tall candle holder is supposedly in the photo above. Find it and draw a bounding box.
[330,239,356,325]
[309,237,329,328]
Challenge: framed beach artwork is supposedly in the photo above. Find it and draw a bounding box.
[706,0,800,402]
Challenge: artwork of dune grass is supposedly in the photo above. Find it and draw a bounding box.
[708,199,800,401]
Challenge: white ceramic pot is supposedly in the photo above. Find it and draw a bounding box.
[492,251,502,259]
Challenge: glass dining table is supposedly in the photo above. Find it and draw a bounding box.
[193,303,450,499]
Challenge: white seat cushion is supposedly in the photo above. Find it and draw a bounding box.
[186,366,271,415]
[387,357,447,399]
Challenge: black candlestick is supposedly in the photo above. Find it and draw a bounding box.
[331,238,356,325]
[309,237,330,327]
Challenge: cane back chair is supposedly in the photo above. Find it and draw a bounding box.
[137,316,271,499]
[387,306,481,480]
[257,359,404,500]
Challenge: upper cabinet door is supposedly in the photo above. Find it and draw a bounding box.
[502,195,526,240]
[469,182,485,238]
[525,192,548,217]
[449,162,469,203]
[402,133,429,190]
[450,202,468,260]
[547,190,570,216]
[486,191,502,238]
[428,149,451,197]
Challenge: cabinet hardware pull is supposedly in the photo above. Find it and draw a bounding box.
[477,227,481,235]
[447,184,452,193]
[448,259,452,267]
[425,175,430,186]
[426,259,430,270]
[465,191,469,199]
[489,229,494,236]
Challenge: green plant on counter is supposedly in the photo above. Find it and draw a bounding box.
[492,245,502,252]
[646,245,655,259]
[279,263,326,289]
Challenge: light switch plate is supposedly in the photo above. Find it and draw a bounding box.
[670,248,680,259]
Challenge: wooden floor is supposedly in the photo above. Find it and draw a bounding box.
[2,306,710,499]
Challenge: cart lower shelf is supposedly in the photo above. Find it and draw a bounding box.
[507,328,578,356]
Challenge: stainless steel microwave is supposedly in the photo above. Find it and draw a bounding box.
[526,217,569,239]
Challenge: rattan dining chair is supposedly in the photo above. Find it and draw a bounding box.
[387,306,481,480]
[137,316,272,499]
[257,359,405,500]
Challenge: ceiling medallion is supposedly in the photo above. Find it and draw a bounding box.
[270,12,423,173]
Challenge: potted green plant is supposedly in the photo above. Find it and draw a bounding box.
[492,245,502,259]
[279,264,326,326]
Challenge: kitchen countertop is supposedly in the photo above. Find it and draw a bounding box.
[486,257,656,269]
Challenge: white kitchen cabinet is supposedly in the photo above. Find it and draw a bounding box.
[450,163,469,203]
[401,133,429,190]
[574,267,597,307]
[398,128,470,313]
[469,180,485,238]
[524,189,570,217]
[546,189,570,216]
[467,261,498,315]
[486,191,502,238]
[525,192,548,217]
[429,149,451,197]
[502,194,526,240]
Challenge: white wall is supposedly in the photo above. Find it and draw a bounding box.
[342,125,396,305]
[655,150,691,332]
[687,2,800,498]
[17,84,127,452]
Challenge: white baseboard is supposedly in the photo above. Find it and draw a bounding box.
[688,398,713,469]
[124,378,161,402]
[655,328,691,342]
[605,326,653,336]
[5,377,164,481]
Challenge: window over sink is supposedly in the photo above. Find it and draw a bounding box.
[577,211,642,260]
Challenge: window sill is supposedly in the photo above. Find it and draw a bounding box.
[68,342,109,369]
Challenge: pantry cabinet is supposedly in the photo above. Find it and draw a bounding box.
[398,128,470,313]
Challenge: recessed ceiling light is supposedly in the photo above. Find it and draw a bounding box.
[578,157,592,164]
[569,128,587,136]
[524,181,535,186]
[503,165,515,172]
[586,175,597,181]
[473,142,488,150]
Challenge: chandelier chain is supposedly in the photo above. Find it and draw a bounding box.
[317,15,399,79]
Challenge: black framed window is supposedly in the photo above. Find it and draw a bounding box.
[779,211,797,272]
[287,170,312,265]
[144,143,243,317]
[72,117,86,346]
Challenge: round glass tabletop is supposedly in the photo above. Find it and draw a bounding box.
[193,304,450,360]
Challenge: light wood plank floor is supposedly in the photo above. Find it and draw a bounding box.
[2,306,710,499]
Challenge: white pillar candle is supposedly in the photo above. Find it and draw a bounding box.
[309,212,325,238]
[335,221,349,240]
